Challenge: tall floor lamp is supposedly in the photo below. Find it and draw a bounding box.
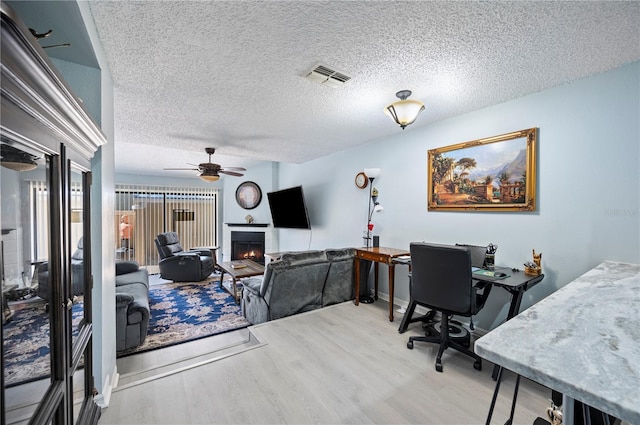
[361,168,383,303]
[363,168,383,247]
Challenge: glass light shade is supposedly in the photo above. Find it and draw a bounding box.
[364,168,381,179]
[199,174,220,182]
[384,99,425,129]
[1,160,37,171]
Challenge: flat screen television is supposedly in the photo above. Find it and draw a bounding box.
[267,186,311,229]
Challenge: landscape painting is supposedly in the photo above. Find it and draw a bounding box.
[428,128,537,211]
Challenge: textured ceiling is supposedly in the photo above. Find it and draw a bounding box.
[11,1,640,178]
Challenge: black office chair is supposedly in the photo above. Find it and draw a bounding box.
[406,242,492,372]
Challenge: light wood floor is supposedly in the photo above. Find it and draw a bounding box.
[99,300,551,425]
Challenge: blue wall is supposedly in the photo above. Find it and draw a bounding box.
[116,62,639,332]
[50,58,101,126]
[270,61,640,330]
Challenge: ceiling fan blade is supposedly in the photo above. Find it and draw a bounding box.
[218,170,244,177]
[163,167,199,171]
[220,166,247,171]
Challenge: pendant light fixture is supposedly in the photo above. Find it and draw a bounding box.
[384,90,425,130]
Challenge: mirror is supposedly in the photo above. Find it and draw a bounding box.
[1,142,52,422]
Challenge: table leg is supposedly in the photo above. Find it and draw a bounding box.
[398,299,416,333]
[232,278,240,304]
[2,298,13,324]
[388,263,395,321]
[485,364,505,425]
[219,270,225,290]
[492,288,526,380]
[354,258,360,305]
[505,288,525,321]
[373,261,378,301]
[563,394,575,425]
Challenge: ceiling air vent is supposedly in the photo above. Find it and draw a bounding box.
[305,64,351,88]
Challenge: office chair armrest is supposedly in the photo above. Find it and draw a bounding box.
[473,280,490,294]
[472,280,493,312]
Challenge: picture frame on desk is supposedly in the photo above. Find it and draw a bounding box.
[428,127,537,212]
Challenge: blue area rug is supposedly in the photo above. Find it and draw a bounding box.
[3,300,83,387]
[117,279,249,357]
[3,278,249,386]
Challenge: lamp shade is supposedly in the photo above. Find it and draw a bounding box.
[1,160,37,171]
[384,90,425,129]
[364,168,381,179]
[1,144,39,171]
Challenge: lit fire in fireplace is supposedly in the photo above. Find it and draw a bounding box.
[241,250,259,260]
[231,230,265,264]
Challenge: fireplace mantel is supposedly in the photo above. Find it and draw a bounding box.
[222,223,277,262]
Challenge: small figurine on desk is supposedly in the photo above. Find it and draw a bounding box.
[524,249,542,276]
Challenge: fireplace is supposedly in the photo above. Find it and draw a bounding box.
[231,231,265,265]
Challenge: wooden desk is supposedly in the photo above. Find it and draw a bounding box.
[354,247,410,322]
[217,259,264,304]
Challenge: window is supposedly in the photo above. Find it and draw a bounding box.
[115,185,219,271]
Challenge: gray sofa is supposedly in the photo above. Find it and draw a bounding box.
[241,248,355,324]
[115,261,150,351]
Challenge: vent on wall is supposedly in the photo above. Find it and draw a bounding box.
[305,64,351,88]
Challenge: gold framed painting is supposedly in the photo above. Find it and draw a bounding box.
[428,128,537,212]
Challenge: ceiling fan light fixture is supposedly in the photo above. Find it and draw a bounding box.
[164,147,244,181]
[1,160,37,172]
[384,90,425,130]
[1,144,39,171]
[199,172,220,182]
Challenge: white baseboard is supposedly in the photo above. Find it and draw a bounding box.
[94,365,118,408]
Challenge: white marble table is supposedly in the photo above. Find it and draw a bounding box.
[475,261,640,424]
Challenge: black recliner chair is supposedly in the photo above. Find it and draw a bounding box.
[37,237,84,301]
[405,242,492,372]
[155,232,214,282]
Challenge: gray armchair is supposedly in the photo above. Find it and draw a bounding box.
[115,260,150,351]
[154,232,215,282]
[37,237,84,301]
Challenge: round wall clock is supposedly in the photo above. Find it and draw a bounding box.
[355,172,368,189]
[236,181,262,210]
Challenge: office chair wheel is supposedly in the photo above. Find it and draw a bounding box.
[474,360,482,371]
[435,360,443,373]
[407,340,414,349]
